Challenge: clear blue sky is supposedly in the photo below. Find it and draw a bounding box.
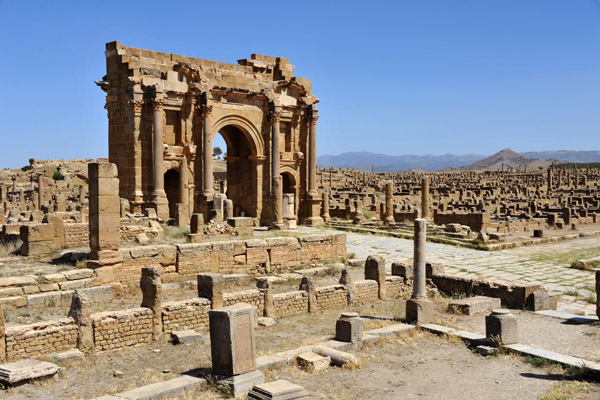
[1,0,599,168]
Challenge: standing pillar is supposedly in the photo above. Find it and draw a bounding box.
[151,96,169,219]
[321,190,330,222]
[406,218,433,324]
[130,98,144,213]
[329,168,333,187]
[37,175,44,210]
[384,181,394,225]
[11,176,16,193]
[305,105,323,225]
[271,109,284,229]
[178,157,189,225]
[547,168,553,193]
[421,177,429,220]
[202,104,214,195]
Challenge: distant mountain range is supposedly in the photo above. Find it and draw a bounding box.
[317,149,600,172]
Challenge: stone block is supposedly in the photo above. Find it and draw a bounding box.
[63,269,94,280]
[448,296,501,315]
[0,359,61,385]
[27,292,61,307]
[485,309,518,345]
[296,352,329,373]
[171,329,203,344]
[527,288,550,311]
[391,262,412,280]
[198,273,224,309]
[52,349,85,366]
[217,369,265,398]
[248,379,311,400]
[209,303,256,376]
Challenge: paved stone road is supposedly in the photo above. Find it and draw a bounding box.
[299,227,600,315]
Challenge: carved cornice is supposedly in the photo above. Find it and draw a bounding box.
[129,100,144,113]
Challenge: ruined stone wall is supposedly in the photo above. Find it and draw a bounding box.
[5,318,78,361]
[354,280,379,304]
[91,308,153,352]
[118,233,346,283]
[161,298,210,334]
[315,285,348,310]
[273,291,308,317]
[63,222,89,247]
[433,212,491,232]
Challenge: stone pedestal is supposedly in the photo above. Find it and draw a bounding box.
[406,298,434,324]
[209,304,257,376]
[305,192,323,226]
[140,267,162,341]
[335,312,363,343]
[485,309,518,345]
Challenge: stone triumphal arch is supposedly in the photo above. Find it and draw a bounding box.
[97,41,323,227]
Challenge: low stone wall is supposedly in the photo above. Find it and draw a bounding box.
[315,285,348,310]
[273,291,308,317]
[91,308,153,352]
[223,289,264,316]
[5,318,78,361]
[354,280,379,304]
[385,276,408,298]
[162,298,211,334]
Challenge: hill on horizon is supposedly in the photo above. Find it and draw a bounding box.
[317,149,600,172]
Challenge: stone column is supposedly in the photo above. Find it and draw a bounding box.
[299,275,317,313]
[140,267,162,341]
[176,157,189,227]
[202,104,214,195]
[339,268,356,305]
[384,181,394,225]
[406,218,433,323]
[11,176,16,193]
[321,190,330,222]
[304,106,323,225]
[547,168,553,192]
[421,177,429,220]
[37,175,44,210]
[151,97,169,219]
[68,290,93,353]
[0,304,5,362]
[130,99,144,213]
[87,162,122,284]
[257,278,274,318]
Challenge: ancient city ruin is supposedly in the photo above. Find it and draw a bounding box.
[1,41,600,399]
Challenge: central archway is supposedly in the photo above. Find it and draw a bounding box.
[210,115,263,219]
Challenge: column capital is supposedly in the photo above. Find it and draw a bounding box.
[269,109,283,122]
[150,98,164,111]
[129,99,144,113]
[200,104,213,118]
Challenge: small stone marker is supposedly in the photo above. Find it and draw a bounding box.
[257,317,276,327]
[486,309,518,345]
[335,312,363,343]
[171,330,203,344]
[296,351,330,373]
[52,349,85,366]
[248,379,311,399]
[0,359,61,385]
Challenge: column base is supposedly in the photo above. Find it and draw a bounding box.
[129,192,144,214]
[406,298,433,324]
[271,221,287,231]
[152,192,169,220]
[306,216,324,226]
[384,216,395,226]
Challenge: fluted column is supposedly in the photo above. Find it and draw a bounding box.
[308,113,318,195]
[271,109,284,228]
[304,106,323,226]
[152,99,165,198]
[151,96,169,219]
[202,105,214,195]
[130,99,144,213]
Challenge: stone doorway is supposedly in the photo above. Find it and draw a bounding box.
[164,169,180,219]
[218,125,256,217]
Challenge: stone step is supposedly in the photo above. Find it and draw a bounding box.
[448,296,502,315]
